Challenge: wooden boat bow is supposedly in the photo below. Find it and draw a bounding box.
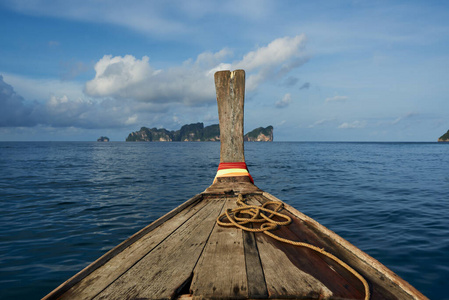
[43,70,428,300]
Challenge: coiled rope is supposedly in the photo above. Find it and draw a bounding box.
[217,194,370,300]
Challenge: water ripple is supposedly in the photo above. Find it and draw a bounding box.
[0,141,447,299]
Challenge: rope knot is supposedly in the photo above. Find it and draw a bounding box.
[216,194,370,300]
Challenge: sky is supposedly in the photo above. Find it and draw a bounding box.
[0,0,448,141]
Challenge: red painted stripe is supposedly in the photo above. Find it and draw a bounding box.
[216,162,254,184]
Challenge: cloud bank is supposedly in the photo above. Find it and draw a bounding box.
[0,75,35,127]
[2,35,308,130]
[0,75,141,129]
[325,95,348,103]
[338,120,366,129]
[84,35,308,105]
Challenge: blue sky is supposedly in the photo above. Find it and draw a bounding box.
[1,0,448,141]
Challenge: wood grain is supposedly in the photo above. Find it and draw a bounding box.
[242,198,269,298]
[262,192,428,300]
[190,197,248,298]
[251,194,365,299]
[59,198,210,299]
[43,194,203,300]
[93,198,225,299]
[215,70,245,163]
[243,196,332,298]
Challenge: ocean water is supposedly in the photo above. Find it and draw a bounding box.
[0,141,448,299]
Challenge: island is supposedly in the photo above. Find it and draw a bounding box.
[438,130,449,142]
[97,136,110,142]
[244,126,273,142]
[126,123,273,142]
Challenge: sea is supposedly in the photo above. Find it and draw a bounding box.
[0,141,448,299]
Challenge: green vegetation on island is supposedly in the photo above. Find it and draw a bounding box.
[126,123,220,142]
[244,126,274,142]
[438,130,449,142]
[126,123,273,142]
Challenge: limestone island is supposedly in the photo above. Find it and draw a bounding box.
[97,136,110,142]
[126,123,273,142]
[438,130,449,142]
[244,126,273,142]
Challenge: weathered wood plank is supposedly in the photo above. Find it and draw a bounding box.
[215,70,245,163]
[262,192,428,300]
[59,197,210,299]
[190,197,249,298]
[203,180,262,194]
[251,194,365,299]
[255,231,333,298]
[246,195,332,298]
[43,193,203,300]
[243,197,269,298]
[93,198,226,300]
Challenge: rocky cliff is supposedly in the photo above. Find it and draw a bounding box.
[126,123,220,142]
[126,123,273,142]
[97,136,110,142]
[438,130,449,142]
[244,126,273,142]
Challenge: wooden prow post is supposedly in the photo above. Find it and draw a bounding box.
[205,69,261,193]
[215,69,245,163]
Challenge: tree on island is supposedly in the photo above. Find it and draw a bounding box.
[438,130,449,142]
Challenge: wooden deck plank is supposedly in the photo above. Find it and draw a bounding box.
[190,197,249,298]
[255,233,333,298]
[252,194,365,299]
[242,228,268,298]
[240,198,268,298]
[44,194,204,300]
[263,192,426,300]
[93,198,226,300]
[243,196,332,298]
[59,197,210,299]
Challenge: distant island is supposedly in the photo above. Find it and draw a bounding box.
[438,130,449,142]
[97,136,110,142]
[244,126,273,142]
[126,123,273,142]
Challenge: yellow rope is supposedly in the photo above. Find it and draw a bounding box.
[217,194,370,300]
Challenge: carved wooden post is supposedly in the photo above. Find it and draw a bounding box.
[215,70,245,163]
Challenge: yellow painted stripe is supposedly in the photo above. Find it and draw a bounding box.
[213,168,251,183]
[216,169,249,176]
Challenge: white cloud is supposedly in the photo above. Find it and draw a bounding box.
[237,35,306,70]
[392,112,418,125]
[234,35,308,90]
[308,119,334,128]
[0,75,151,129]
[275,93,292,108]
[3,34,309,131]
[125,115,138,125]
[84,54,217,105]
[325,95,348,103]
[277,120,286,126]
[338,120,367,129]
[85,35,308,104]
[85,55,153,98]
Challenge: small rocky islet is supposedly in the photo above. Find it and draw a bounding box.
[126,123,273,142]
[97,136,110,142]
